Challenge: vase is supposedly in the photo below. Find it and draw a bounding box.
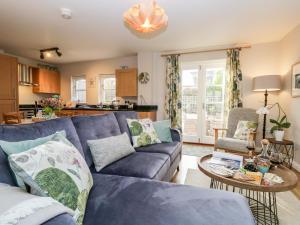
[274,130,284,142]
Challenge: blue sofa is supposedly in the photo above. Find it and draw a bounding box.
[0,111,255,225]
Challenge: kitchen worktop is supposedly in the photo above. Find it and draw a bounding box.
[63,105,158,112]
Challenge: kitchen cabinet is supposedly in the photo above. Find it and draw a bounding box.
[32,68,60,94]
[0,54,18,123]
[0,54,18,100]
[116,68,137,97]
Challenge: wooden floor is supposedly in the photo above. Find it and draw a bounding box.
[172,154,300,199]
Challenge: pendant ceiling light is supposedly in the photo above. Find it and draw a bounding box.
[123,0,168,33]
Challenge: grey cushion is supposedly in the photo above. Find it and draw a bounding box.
[135,142,182,162]
[87,133,135,172]
[71,113,122,167]
[98,152,170,180]
[42,214,76,225]
[216,137,249,152]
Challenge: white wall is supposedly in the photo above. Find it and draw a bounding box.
[279,24,300,166]
[59,55,137,104]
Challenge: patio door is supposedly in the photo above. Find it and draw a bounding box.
[181,60,226,144]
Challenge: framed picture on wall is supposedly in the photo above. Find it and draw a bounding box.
[292,61,300,97]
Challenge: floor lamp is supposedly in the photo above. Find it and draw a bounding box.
[252,75,281,139]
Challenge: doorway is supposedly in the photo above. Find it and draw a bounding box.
[181,60,226,144]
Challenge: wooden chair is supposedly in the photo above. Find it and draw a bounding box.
[3,112,25,124]
[214,108,259,154]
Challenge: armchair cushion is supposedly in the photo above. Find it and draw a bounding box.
[215,137,249,153]
[233,120,258,140]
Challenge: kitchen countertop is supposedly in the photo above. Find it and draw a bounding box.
[62,105,158,112]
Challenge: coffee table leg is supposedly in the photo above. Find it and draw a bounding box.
[210,179,279,225]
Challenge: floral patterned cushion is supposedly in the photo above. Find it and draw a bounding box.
[127,119,161,147]
[8,133,93,225]
[233,120,258,140]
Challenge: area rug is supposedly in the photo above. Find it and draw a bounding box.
[182,144,213,157]
[184,168,300,225]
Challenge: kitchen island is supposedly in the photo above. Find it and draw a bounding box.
[59,105,158,121]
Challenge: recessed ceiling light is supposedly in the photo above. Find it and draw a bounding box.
[61,8,72,19]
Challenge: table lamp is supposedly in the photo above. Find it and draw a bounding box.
[252,75,281,138]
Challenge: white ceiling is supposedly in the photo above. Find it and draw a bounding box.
[0,0,299,64]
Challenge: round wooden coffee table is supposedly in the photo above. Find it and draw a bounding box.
[198,154,298,225]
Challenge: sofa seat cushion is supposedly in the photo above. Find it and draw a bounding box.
[98,152,170,180]
[135,142,182,162]
[84,174,255,225]
[72,113,122,167]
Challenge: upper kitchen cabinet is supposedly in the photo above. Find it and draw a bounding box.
[0,54,18,100]
[32,68,60,94]
[116,68,137,97]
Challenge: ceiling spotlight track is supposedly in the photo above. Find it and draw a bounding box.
[40,47,62,59]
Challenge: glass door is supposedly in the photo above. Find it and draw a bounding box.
[200,63,226,144]
[181,60,226,144]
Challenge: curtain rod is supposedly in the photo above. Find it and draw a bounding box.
[160,45,251,57]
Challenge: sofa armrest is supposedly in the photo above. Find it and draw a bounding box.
[170,128,182,142]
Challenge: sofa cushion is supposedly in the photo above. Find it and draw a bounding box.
[8,133,93,225]
[113,111,138,144]
[42,214,76,225]
[216,137,249,152]
[0,118,83,186]
[135,142,182,162]
[72,113,121,167]
[84,174,255,225]
[98,152,170,180]
[87,133,135,172]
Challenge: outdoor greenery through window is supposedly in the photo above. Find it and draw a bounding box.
[71,76,86,103]
[181,60,226,144]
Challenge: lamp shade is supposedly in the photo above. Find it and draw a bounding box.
[252,75,281,92]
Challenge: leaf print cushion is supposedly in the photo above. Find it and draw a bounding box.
[127,118,161,147]
[8,134,93,225]
[233,120,258,141]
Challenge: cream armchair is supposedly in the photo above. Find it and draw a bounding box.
[214,108,258,153]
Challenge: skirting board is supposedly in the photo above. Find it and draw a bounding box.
[293,161,300,172]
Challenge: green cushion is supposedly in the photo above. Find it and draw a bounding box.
[8,133,93,225]
[153,120,173,143]
[0,130,66,188]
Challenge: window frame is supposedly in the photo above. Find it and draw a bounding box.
[98,74,116,104]
[71,75,87,103]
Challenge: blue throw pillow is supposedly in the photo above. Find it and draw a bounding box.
[153,120,173,143]
[0,130,66,188]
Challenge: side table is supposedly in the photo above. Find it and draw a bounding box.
[268,138,294,168]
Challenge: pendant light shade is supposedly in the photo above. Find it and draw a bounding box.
[123,0,168,33]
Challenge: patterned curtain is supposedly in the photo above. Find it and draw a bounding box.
[165,55,182,129]
[226,49,243,110]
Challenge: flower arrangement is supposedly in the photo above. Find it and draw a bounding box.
[256,103,291,141]
[40,95,63,116]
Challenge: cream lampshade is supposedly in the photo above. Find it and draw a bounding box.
[252,75,281,139]
[252,75,281,92]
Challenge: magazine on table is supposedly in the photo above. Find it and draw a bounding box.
[208,152,243,171]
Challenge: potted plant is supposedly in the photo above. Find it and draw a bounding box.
[40,95,63,119]
[269,103,291,141]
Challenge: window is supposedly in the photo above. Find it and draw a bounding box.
[71,76,86,103]
[99,75,116,103]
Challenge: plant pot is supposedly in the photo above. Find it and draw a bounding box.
[274,130,285,142]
